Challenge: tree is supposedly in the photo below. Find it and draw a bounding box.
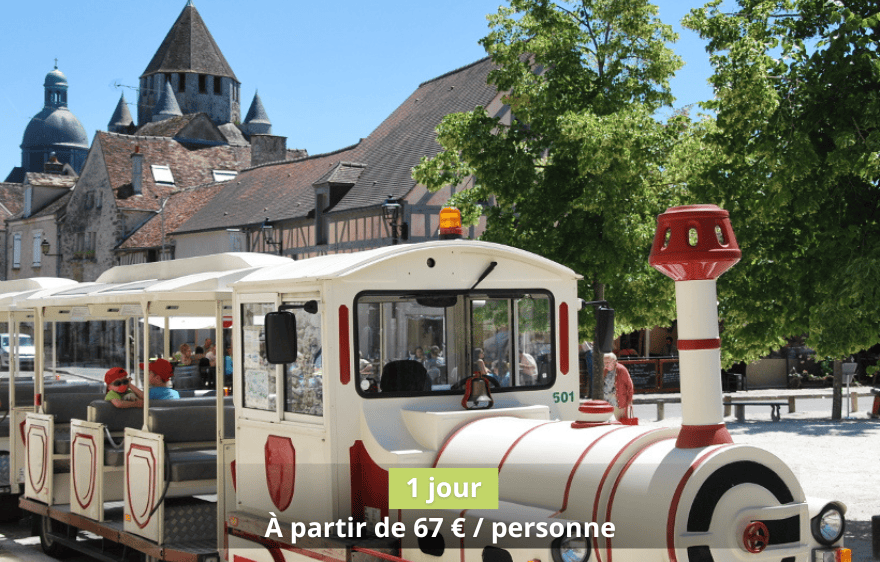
[683,0,880,365]
[413,0,698,396]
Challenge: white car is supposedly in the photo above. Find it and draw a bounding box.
[0,333,35,370]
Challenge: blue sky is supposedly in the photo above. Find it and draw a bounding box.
[0,0,716,180]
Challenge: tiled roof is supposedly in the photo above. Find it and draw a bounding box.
[142,3,237,81]
[96,131,251,212]
[177,57,499,233]
[117,181,230,250]
[0,183,24,230]
[136,114,201,138]
[24,172,77,188]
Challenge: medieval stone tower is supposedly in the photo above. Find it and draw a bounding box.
[137,0,241,127]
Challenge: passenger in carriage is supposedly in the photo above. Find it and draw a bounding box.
[176,343,193,366]
[142,358,179,400]
[518,348,538,385]
[205,344,217,367]
[410,346,426,364]
[104,367,144,408]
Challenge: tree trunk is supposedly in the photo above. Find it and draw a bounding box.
[832,360,842,420]
[591,283,606,400]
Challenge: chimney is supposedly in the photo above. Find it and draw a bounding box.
[250,134,287,167]
[649,205,741,449]
[131,146,143,195]
[43,152,64,174]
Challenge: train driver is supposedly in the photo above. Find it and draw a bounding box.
[104,367,144,408]
[142,358,179,400]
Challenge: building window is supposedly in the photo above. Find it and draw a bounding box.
[12,233,21,269]
[214,76,222,95]
[84,191,95,210]
[212,170,237,182]
[178,73,186,92]
[32,231,43,267]
[151,164,175,185]
[199,74,207,94]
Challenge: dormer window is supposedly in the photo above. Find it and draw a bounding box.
[212,170,237,182]
[151,164,174,185]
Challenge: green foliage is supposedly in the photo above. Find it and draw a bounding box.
[684,0,880,362]
[414,0,700,340]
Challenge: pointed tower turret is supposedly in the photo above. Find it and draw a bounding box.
[108,93,135,133]
[153,81,183,122]
[137,1,240,126]
[241,91,272,136]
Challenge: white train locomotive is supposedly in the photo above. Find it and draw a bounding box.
[11,205,848,562]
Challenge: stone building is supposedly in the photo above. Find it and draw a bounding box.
[5,160,78,280]
[171,58,507,258]
[137,1,240,128]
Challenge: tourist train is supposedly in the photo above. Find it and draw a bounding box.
[0,206,849,562]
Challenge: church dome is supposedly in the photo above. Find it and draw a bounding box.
[21,106,89,150]
[44,68,68,89]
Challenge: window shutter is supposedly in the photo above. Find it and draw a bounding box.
[32,231,42,267]
[12,233,21,269]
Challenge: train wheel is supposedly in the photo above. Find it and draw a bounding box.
[38,515,73,558]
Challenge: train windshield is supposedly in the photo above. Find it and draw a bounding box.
[354,291,554,396]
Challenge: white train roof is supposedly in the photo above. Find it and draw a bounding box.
[233,240,580,291]
[25,253,290,321]
[95,252,290,284]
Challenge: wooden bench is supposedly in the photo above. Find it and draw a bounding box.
[725,400,786,422]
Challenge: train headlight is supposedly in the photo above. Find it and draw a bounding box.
[551,536,590,562]
[811,504,845,545]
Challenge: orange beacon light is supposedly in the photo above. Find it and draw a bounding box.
[439,207,464,239]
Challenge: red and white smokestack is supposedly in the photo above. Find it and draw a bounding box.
[649,205,741,449]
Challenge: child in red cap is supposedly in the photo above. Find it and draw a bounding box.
[104,367,144,408]
[141,358,179,400]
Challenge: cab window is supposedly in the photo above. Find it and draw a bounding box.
[241,302,323,416]
[354,291,553,396]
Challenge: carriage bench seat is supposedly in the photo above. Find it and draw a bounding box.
[86,398,233,469]
[145,405,235,482]
[43,393,106,455]
[724,400,786,422]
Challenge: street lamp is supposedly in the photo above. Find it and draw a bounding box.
[381,195,408,245]
[261,218,282,255]
[40,239,60,256]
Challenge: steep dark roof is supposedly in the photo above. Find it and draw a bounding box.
[117,181,229,250]
[152,81,184,121]
[176,57,499,233]
[141,3,238,81]
[244,92,270,126]
[95,131,251,212]
[108,94,134,130]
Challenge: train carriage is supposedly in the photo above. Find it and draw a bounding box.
[12,206,850,562]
